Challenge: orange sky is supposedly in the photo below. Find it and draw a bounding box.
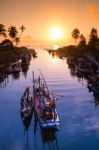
[0,0,99,47]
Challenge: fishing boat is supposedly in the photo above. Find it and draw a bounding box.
[20,87,33,120]
[33,70,59,129]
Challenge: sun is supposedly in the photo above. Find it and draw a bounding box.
[50,27,62,40]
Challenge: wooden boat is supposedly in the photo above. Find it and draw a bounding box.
[20,87,33,120]
[21,108,33,131]
[33,70,59,129]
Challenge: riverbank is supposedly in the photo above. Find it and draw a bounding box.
[47,45,99,60]
[0,45,37,69]
[47,45,99,99]
[0,45,37,86]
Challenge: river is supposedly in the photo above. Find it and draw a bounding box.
[0,48,99,150]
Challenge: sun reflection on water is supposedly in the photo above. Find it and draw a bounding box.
[53,44,59,50]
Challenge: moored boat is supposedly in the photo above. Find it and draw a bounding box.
[20,87,33,120]
[33,71,59,130]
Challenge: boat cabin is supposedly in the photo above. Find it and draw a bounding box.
[44,100,56,107]
[43,108,55,120]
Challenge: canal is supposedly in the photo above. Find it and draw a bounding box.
[0,48,99,150]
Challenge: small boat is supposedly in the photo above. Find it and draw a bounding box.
[33,70,59,130]
[20,87,33,120]
[21,108,33,131]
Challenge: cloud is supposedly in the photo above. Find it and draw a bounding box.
[21,35,43,45]
[87,3,99,21]
[21,35,33,44]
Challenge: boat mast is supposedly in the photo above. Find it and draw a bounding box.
[39,69,49,94]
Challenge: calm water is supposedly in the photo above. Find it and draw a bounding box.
[0,49,99,150]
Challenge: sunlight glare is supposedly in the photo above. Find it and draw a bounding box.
[50,27,62,40]
[52,54,59,63]
[53,44,59,50]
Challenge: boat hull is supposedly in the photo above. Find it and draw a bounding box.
[34,95,59,130]
[39,117,59,129]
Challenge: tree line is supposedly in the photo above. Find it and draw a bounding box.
[71,28,99,49]
[49,27,99,59]
[0,24,25,46]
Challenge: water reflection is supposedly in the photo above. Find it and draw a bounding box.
[1,49,99,150]
[21,109,33,150]
[21,65,29,78]
[47,51,99,109]
[12,72,20,80]
[93,94,99,108]
[33,110,58,150]
[0,72,9,88]
[0,55,37,88]
[66,57,99,108]
[41,129,58,150]
[33,111,39,150]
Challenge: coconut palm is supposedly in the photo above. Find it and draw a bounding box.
[72,28,80,45]
[0,24,7,38]
[20,25,25,38]
[8,26,18,42]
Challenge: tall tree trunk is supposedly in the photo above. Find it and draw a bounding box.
[75,38,76,45]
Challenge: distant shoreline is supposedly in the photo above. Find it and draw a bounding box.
[47,45,99,61]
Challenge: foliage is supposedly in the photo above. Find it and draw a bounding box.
[78,34,86,47]
[0,46,36,65]
[88,28,98,48]
[0,24,7,38]
[1,39,13,47]
[14,37,20,46]
[71,28,80,44]
[8,26,18,41]
[20,25,25,32]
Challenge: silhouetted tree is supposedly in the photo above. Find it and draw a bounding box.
[72,28,80,45]
[1,39,13,47]
[0,24,7,38]
[88,28,98,48]
[78,34,86,47]
[20,25,25,38]
[8,26,18,42]
[14,37,20,46]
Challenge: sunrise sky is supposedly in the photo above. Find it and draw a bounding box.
[0,0,99,47]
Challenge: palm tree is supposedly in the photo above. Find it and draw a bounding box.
[20,25,25,38]
[72,28,80,45]
[14,37,20,46]
[8,26,18,42]
[79,34,86,47]
[88,28,98,47]
[0,24,7,38]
